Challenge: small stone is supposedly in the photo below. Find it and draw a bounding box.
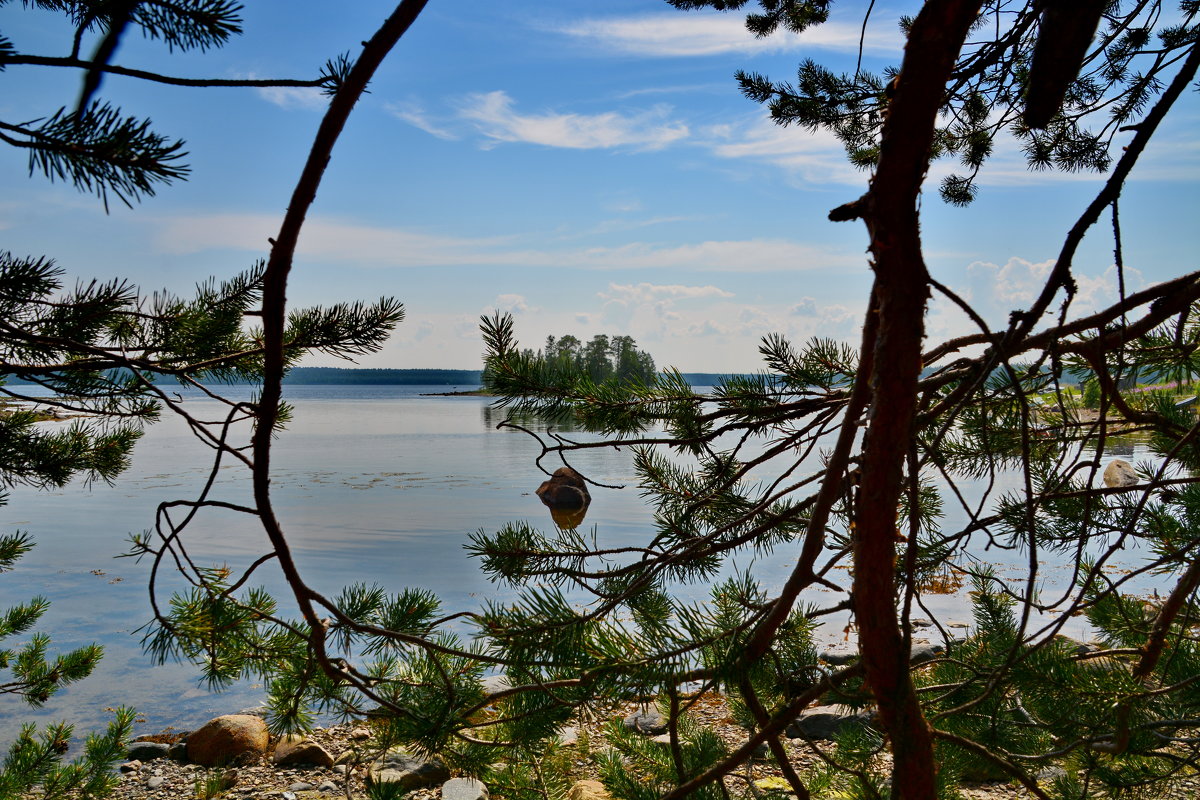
[281,793,297,800]
[288,782,314,792]
[754,776,792,792]
[145,776,166,789]
[332,764,348,775]
[786,705,873,740]
[349,727,371,740]
[818,649,857,666]
[556,725,579,746]
[119,760,142,773]
[127,741,171,761]
[623,706,668,735]
[910,618,932,628]
[443,776,489,800]
[909,642,945,664]
[567,779,611,800]
[273,735,335,768]
[367,749,450,791]
[318,781,339,792]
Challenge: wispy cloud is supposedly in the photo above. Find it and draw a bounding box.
[385,101,459,140]
[257,85,327,111]
[551,13,901,58]
[151,214,853,272]
[456,90,688,151]
[703,115,862,185]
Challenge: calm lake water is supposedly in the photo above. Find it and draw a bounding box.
[0,385,1155,746]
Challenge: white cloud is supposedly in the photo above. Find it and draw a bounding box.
[385,101,459,140]
[789,297,818,316]
[457,90,688,151]
[599,282,734,304]
[490,293,536,315]
[553,13,901,58]
[257,85,327,111]
[952,257,1146,336]
[704,114,861,185]
[151,213,853,273]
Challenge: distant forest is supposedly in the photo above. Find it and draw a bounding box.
[2,366,740,387]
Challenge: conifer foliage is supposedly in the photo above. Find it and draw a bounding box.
[0,2,410,795]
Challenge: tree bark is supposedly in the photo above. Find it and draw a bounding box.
[850,2,984,798]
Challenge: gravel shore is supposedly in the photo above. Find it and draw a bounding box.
[100,695,1200,800]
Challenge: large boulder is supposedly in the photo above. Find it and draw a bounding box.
[367,749,450,791]
[186,714,269,766]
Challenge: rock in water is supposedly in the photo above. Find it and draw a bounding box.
[1104,459,1138,488]
[186,715,268,766]
[367,749,450,791]
[536,467,591,510]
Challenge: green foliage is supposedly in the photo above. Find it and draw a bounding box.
[0,707,135,800]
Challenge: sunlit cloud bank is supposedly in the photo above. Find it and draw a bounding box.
[152,214,855,272]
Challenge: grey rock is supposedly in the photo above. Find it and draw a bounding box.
[818,649,857,666]
[127,741,170,761]
[910,618,932,628]
[332,764,348,775]
[1037,766,1068,783]
[273,735,335,768]
[281,793,297,800]
[909,642,945,664]
[786,705,872,740]
[1104,459,1138,488]
[145,776,166,790]
[443,777,490,800]
[288,782,314,792]
[119,760,142,773]
[623,706,668,735]
[318,781,339,792]
[367,749,451,791]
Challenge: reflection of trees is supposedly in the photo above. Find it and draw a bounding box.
[481,403,582,434]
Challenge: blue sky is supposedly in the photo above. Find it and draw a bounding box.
[3,2,1198,371]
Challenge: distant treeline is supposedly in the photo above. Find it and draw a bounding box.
[2,367,750,387]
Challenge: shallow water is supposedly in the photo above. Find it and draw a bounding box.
[0,385,1159,746]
